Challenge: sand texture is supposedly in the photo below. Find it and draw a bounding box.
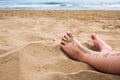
[0,10,120,80]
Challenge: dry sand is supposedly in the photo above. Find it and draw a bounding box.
[0,10,120,80]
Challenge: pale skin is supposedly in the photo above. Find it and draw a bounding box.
[61,31,120,75]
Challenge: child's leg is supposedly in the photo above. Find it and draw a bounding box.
[84,50,120,74]
[61,32,120,74]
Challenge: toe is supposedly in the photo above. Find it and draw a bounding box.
[62,37,67,41]
[67,31,73,37]
[93,40,101,51]
[91,33,102,41]
[64,34,70,41]
[61,41,66,45]
[91,33,97,40]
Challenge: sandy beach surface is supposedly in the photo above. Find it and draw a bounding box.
[0,10,120,80]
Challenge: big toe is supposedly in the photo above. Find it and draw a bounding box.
[91,33,97,40]
[67,31,73,38]
[93,40,101,51]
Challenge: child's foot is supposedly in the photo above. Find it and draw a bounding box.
[91,33,112,52]
[61,32,84,61]
[60,32,113,61]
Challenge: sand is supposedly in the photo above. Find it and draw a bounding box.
[0,10,120,80]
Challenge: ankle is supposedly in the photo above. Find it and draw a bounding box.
[78,52,90,63]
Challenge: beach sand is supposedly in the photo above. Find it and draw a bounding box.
[0,10,120,80]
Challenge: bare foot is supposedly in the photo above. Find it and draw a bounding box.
[61,32,84,61]
[91,33,112,52]
[65,32,95,53]
[61,32,113,61]
[60,32,120,74]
